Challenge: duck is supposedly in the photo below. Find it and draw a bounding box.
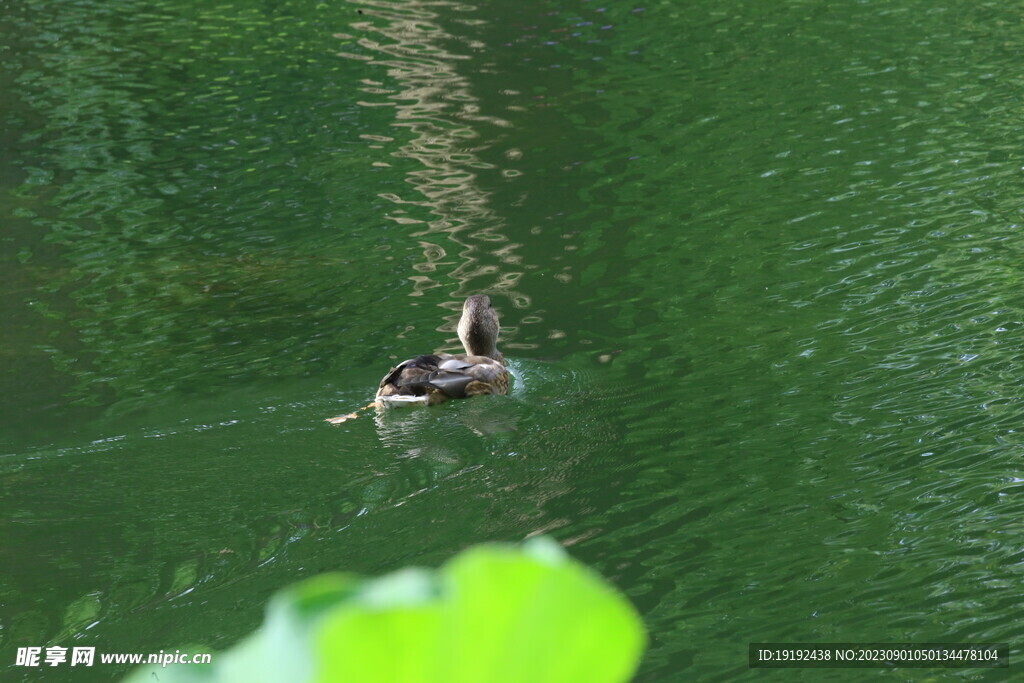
[375,294,510,407]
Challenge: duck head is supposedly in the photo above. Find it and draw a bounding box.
[458,294,503,361]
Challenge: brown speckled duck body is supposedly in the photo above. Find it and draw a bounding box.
[376,295,509,407]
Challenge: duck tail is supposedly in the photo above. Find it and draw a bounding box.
[376,394,431,408]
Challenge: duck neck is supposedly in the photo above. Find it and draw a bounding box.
[461,332,501,362]
[465,341,502,362]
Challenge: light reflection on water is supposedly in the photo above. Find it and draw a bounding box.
[343,0,534,352]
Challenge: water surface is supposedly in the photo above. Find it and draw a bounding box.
[3,0,1023,680]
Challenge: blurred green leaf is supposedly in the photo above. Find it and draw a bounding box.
[125,539,645,683]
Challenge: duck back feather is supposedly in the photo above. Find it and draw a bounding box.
[377,353,508,407]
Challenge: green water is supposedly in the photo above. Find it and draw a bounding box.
[3,0,1023,680]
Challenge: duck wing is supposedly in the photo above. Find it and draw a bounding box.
[377,354,508,400]
[377,354,444,395]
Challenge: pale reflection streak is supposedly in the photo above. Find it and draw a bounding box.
[341,0,530,347]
